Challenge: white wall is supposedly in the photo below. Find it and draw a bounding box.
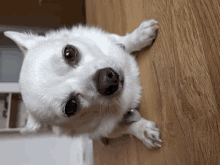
[0,48,23,82]
[0,133,84,165]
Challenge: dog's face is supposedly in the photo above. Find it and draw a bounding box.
[4,26,142,138]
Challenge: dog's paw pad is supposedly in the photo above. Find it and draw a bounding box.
[143,128,162,149]
[140,120,162,149]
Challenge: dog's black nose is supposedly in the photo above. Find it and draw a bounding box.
[94,68,119,96]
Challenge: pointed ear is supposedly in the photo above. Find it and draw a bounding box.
[20,113,42,134]
[4,31,40,54]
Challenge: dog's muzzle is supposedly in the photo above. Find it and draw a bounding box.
[94,68,123,96]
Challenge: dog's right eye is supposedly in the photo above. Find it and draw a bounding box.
[64,98,79,117]
[63,45,78,62]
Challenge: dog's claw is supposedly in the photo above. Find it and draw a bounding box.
[140,120,162,149]
[153,142,162,148]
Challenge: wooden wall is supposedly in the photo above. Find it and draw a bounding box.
[0,0,85,28]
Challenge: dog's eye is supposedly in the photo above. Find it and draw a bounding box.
[64,98,79,117]
[63,45,78,62]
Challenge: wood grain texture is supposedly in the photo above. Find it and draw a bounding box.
[85,0,220,165]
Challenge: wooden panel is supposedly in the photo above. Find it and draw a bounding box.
[0,0,85,28]
[9,93,27,128]
[0,0,85,46]
[86,0,220,165]
[0,94,7,129]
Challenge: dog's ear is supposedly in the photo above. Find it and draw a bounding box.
[4,31,41,54]
[20,113,42,134]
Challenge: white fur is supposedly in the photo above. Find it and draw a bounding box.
[4,19,162,149]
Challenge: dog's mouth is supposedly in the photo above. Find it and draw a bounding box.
[93,67,124,96]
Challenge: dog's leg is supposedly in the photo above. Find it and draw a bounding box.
[104,117,162,149]
[111,19,158,53]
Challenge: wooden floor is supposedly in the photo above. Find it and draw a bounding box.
[85,0,220,165]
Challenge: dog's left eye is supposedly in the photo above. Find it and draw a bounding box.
[63,45,78,62]
[64,98,79,117]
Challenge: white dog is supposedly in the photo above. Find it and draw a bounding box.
[4,19,162,149]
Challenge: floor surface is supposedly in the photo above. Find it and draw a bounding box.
[86,0,220,164]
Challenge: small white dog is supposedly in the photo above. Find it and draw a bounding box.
[4,19,162,149]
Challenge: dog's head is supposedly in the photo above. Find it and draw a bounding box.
[4,26,141,138]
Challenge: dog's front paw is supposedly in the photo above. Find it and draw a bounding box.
[143,121,162,149]
[131,118,162,149]
[131,19,159,51]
